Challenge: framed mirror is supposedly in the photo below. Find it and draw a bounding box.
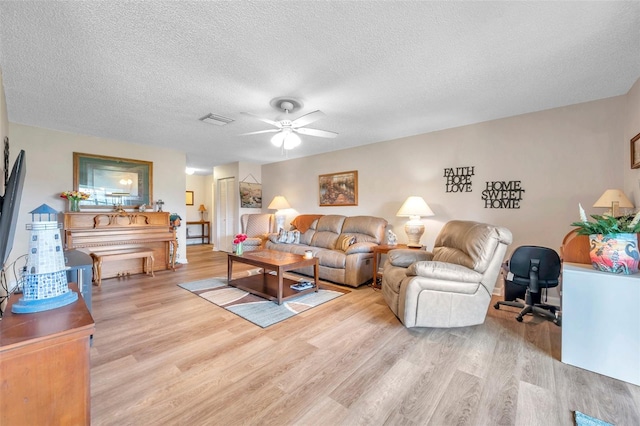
[73,152,153,208]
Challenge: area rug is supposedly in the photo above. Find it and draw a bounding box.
[178,273,347,328]
[574,411,614,426]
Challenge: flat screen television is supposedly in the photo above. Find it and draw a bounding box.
[0,149,26,267]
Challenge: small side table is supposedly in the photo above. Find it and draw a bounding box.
[372,244,425,289]
[186,221,210,244]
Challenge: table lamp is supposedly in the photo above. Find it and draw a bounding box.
[268,195,291,231]
[593,189,634,217]
[396,196,435,247]
[198,204,207,221]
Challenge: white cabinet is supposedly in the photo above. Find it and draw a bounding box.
[562,263,640,386]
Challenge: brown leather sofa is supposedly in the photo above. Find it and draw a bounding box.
[265,214,388,287]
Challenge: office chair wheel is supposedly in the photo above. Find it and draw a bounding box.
[493,303,500,309]
[516,315,523,322]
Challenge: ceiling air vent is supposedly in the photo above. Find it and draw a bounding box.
[199,113,234,126]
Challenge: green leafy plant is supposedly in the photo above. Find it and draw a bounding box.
[571,204,640,235]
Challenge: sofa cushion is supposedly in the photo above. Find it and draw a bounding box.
[407,261,483,284]
[342,216,388,244]
[315,248,346,269]
[433,220,512,273]
[344,241,378,254]
[335,234,356,251]
[432,247,474,269]
[298,220,318,245]
[310,215,345,249]
[388,249,432,267]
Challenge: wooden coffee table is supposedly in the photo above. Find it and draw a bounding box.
[227,249,319,305]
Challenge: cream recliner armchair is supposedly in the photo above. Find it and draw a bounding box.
[381,220,512,328]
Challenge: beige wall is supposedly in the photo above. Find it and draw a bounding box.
[7,123,188,267]
[262,95,627,258]
[624,78,640,202]
[185,174,207,222]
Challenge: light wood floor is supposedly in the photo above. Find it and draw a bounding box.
[90,245,640,425]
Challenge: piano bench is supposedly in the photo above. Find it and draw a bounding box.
[90,248,155,286]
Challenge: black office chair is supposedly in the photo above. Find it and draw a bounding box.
[494,245,562,326]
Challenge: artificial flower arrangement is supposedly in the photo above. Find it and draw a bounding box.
[234,233,248,244]
[570,203,640,235]
[233,233,248,255]
[60,190,91,201]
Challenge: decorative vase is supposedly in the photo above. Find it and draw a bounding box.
[589,233,639,274]
[68,198,80,212]
[236,242,243,256]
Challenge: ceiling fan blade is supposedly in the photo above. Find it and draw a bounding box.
[291,110,325,128]
[241,112,282,128]
[240,129,280,136]
[296,127,338,138]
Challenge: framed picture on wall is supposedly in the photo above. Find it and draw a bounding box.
[319,170,358,206]
[632,132,640,169]
[239,182,262,208]
[73,152,152,208]
[186,191,194,205]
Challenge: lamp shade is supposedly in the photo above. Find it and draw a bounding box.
[396,196,435,217]
[268,196,291,210]
[271,130,301,150]
[271,131,286,147]
[198,204,207,212]
[593,189,634,209]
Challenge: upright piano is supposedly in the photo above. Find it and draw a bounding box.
[63,211,177,283]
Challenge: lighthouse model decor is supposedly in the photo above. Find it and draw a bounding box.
[11,204,78,313]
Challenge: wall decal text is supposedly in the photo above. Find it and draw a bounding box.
[482,180,525,209]
[444,166,475,193]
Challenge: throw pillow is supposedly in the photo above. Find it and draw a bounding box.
[277,229,301,244]
[336,234,356,251]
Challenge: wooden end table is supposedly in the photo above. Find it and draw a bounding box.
[0,284,94,425]
[227,249,319,305]
[372,244,425,289]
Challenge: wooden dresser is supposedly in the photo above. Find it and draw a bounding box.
[63,211,177,281]
[0,285,94,425]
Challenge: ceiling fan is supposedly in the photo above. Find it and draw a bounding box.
[241,99,338,150]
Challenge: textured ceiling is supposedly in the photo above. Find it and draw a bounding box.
[0,1,639,174]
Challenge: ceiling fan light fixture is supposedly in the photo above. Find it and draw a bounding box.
[246,97,336,152]
[271,131,286,147]
[283,132,301,150]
